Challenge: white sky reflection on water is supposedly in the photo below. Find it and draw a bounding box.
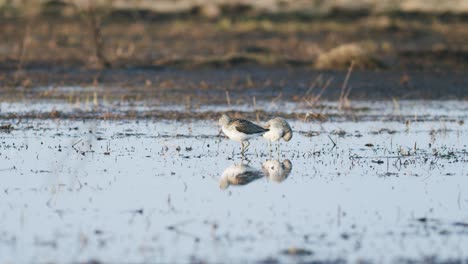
[0,108,467,262]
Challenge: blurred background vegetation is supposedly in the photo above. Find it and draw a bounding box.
[0,0,467,70]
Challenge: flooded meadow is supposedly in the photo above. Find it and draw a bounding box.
[1,1,468,262]
[0,95,467,263]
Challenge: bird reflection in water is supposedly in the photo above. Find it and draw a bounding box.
[219,163,264,189]
[219,159,293,189]
[262,159,292,183]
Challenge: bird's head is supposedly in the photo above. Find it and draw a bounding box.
[218,114,231,127]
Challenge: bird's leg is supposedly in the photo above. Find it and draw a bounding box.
[240,142,245,155]
[268,141,272,157]
[244,141,250,153]
[241,146,247,159]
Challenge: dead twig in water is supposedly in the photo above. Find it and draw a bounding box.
[327,135,337,148]
[72,139,83,149]
[0,166,16,172]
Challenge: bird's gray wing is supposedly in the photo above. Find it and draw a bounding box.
[232,119,269,134]
[235,171,264,185]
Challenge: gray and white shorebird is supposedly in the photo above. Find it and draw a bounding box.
[263,117,293,145]
[219,114,269,155]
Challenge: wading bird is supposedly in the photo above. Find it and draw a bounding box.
[263,117,293,149]
[219,114,269,155]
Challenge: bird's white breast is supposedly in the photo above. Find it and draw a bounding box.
[222,126,257,142]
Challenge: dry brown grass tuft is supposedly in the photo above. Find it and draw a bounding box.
[314,42,383,70]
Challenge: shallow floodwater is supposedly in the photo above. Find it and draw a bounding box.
[0,101,467,263]
[2,98,468,117]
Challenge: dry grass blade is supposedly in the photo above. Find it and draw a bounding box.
[303,74,322,97]
[225,90,231,107]
[339,61,355,110]
[303,77,333,108]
